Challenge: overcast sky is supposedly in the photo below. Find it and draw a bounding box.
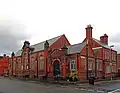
[0,0,120,55]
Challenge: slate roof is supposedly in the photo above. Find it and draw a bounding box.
[15,35,62,56]
[67,42,86,54]
[92,38,110,49]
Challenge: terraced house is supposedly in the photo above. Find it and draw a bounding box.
[8,25,117,80]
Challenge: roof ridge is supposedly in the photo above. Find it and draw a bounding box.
[67,42,86,54]
[92,38,110,49]
[92,38,108,46]
[31,34,63,46]
[15,34,64,56]
[70,42,86,46]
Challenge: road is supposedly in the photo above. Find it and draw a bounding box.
[0,77,120,93]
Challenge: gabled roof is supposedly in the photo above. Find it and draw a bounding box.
[92,38,110,49]
[67,42,86,54]
[15,35,62,56]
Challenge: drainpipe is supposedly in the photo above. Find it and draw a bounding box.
[86,40,89,80]
[12,56,13,77]
[110,45,114,81]
[36,53,39,78]
[28,48,30,78]
[95,58,97,78]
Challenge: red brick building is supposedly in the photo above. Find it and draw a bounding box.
[0,55,9,76]
[117,54,120,75]
[83,25,117,79]
[8,25,117,80]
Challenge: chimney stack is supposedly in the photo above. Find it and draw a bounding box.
[100,34,108,45]
[85,24,93,39]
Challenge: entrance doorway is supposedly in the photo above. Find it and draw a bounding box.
[53,60,60,76]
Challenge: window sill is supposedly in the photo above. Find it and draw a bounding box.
[70,69,76,72]
[98,69,102,71]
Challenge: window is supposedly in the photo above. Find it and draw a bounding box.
[105,51,110,60]
[13,61,16,71]
[89,62,92,70]
[97,60,102,71]
[111,53,116,61]
[107,51,110,59]
[81,56,86,70]
[88,59,94,70]
[18,61,21,70]
[105,65,111,73]
[112,64,116,72]
[105,51,107,59]
[31,57,34,70]
[70,60,76,71]
[26,65,29,70]
[24,58,27,70]
[97,62,99,70]
[99,62,102,71]
[21,65,23,70]
[112,53,113,60]
[39,56,44,70]
[114,54,116,61]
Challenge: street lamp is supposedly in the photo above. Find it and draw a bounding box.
[110,45,114,81]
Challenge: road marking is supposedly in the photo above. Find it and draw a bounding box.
[29,81,36,83]
[87,89,94,92]
[97,90,105,93]
[76,84,84,86]
[75,88,79,89]
[108,89,120,93]
[80,88,86,91]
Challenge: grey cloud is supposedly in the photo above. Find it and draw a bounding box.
[109,33,120,53]
[113,45,120,54]
[109,42,120,53]
[0,20,31,56]
[109,33,120,43]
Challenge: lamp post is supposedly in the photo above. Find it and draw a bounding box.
[110,45,114,81]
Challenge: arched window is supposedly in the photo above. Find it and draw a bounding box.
[31,57,34,70]
[13,60,16,71]
[39,56,44,70]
